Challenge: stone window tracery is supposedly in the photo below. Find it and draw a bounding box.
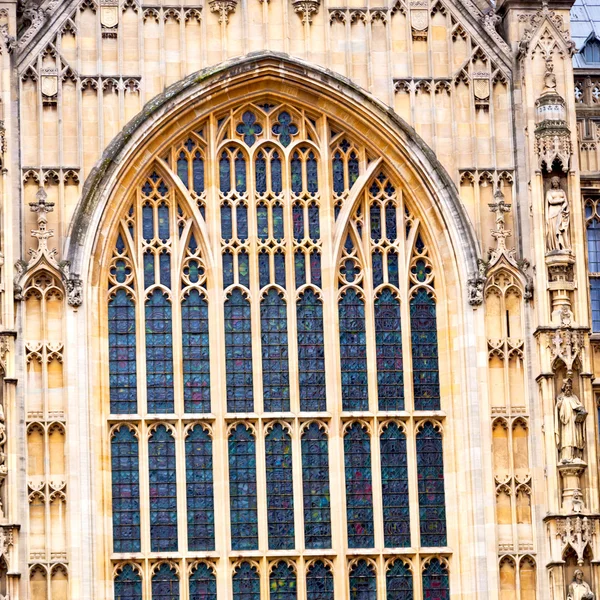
[105,101,450,598]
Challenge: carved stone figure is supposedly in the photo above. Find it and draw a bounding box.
[546,176,571,252]
[555,378,587,463]
[567,569,595,600]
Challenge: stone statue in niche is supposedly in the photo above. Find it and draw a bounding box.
[555,378,587,463]
[567,569,595,600]
[546,176,571,252]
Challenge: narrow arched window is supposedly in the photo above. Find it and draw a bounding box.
[233,562,260,600]
[228,424,258,550]
[189,562,217,600]
[265,423,295,550]
[386,560,413,600]
[301,422,331,549]
[349,559,377,600]
[306,560,334,599]
[585,200,600,330]
[422,559,450,599]
[151,563,179,600]
[269,562,296,600]
[114,564,142,600]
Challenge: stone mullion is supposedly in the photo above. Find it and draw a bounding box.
[317,116,346,600]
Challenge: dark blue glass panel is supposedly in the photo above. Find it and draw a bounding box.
[220,152,231,193]
[145,292,174,413]
[591,279,600,332]
[237,204,249,240]
[344,423,374,548]
[224,289,253,412]
[410,288,440,411]
[111,427,140,552]
[386,560,413,600]
[229,425,258,550]
[109,289,137,414]
[388,250,399,288]
[257,203,269,241]
[348,151,359,187]
[310,251,322,288]
[307,151,318,194]
[375,289,404,411]
[422,559,450,600]
[259,252,270,289]
[238,250,250,288]
[144,252,155,289]
[182,290,210,413]
[261,289,290,412]
[349,560,376,600]
[292,203,304,239]
[386,203,398,240]
[589,222,600,270]
[272,111,298,147]
[116,233,126,253]
[193,152,205,193]
[273,203,284,239]
[256,152,267,194]
[142,204,153,240]
[152,563,179,600]
[235,152,247,193]
[189,563,217,600]
[158,202,169,240]
[301,422,331,548]
[306,561,334,600]
[308,203,320,239]
[294,250,306,288]
[236,111,262,146]
[272,152,282,193]
[291,153,302,194]
[114,565,142,600]
[339,289,368,411]
[370,205,382,241]
[233,562,260,600]
[417,422,447,547]
[223,251,234,288]
[270,562,296,600]
[380,423,410,547]
[178,152,188,188]
[265,424,295,550]
[159,252,171,288]
[296,289,326,411]
[333,151,344,194]
[221,204,233,240]
[148,425,178,552]
[372,251,384,288]
[274,252,286,288]
[186,426,215,550]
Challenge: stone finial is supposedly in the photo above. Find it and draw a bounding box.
[209,0,237,23]
[292,0,320,24]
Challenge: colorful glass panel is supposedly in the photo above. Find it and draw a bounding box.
[301,423,331,549]
[380,423,410,547]
[344,423,374,548]
[233,562,260,600]
[229,424,258,550]
[109,289,137,414]
[265,424,295,550]
[349,560,377,600]
[417,422,447,547]
[114,565,142,600]
[151,564,179,600]
[410,288,440,411]
[111,427,141,553]
[189,563,217,600]
[422,559,450,600]
[269,562,296,600]
[306,561,334,600]
[185,426,215,551]
[386,560,413,600]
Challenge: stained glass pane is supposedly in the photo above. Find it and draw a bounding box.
[256,153,267,194]
[221,204,233,240]
[385,202,397,240]
[333,151,344,194]
[410,288,440,411]
[591,278,600,332]
[233,562,260,600]
[375,289,404,411]
[308,202,320,239]
[273,203,284,239]
[220,151,231,193]
[307,151,318,194]
[417,422,447,547]
[265,424,295,549]
[310,251,321,287]
[388,250,399,288]
[142,203,153,239]
[193,152,205,193]
[422,559,450,600]
[149,425,178,552]
[306,561,334,600]
[237,204,249,240]
[257,203,269,240]
[159,252,171,288]
[189,563,217,600]
[178,152,188,187]
[109,289,137,414]
[349,560,377,600]
[292,203,304,239]
[223,251,234,288]
[301,423,331,548]
[261,289,290,413]
[380,423,410,547]
[239,250,250,287]
[272,153,282,193]
[588,221,600,271]
[372,250,384,288]
[114,565,142,600]
[145,292,174,413]
[339,289,368,411]
[370,205,382,241]
[294,250,306,288]
[259,252,270,289]
[274,252,286,288]
[270,562,296,600]
[158,202,170,240]
[235,152,247,193]
[225,289,253,412]
[111,427,140,553]
[386,560,413,600]
[185,426,215,551]
[229,425,258,550]
[144,251,155,289]
[152,563,179,600]
[344,423,374,548]
[291,152,302,194]
[348,151,359,187]
[297,290,326,411]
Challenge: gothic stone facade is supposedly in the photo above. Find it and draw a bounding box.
[0,0,596,598]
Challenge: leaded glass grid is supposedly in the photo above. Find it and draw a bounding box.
[105,103,450,599]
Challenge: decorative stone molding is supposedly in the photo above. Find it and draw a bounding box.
[292,0,320,24]
[467,259,487,306]
[17,1,61,50]
[556,516,596,565]
[209,0,237,23]
[547,328,584,374]
[480,9,511,55]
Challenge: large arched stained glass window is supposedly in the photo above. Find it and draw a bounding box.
[105,104,450,598]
